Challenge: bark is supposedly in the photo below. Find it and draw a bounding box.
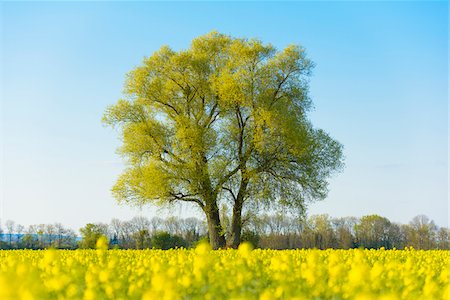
[204,201,226,249]
[196,152,226,249]
[227,178,249,248]
[228,201,243,248]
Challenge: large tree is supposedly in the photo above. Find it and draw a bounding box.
[103,32,344,249]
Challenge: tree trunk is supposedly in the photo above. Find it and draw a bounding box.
[228,201,243,248]
[204,201,226,249]
[227,178,248,249]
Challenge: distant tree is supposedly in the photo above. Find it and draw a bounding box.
[407,215,437,249]
[110,218,123,237]
[103,32,344,249]
[5,220,15,248]
[246,214,270,236]
[355,215,391,249]
[385,222,406,249]
[179,217,207,247]
[53,223,64,248]
[267,214,291,235]
[130,216,151,233]
[132,229,152,249]
[52,223,77,249]
[150,217,164,234]
[16,224,24,235]
[36,224,46,248]
[0,224,4,249]
[14,224,25,248]
[110,218,135,248]
[436,227,449,250]
[255,214,297,249]
[241,230,260,248]
[79,223,108,249]
[45,224,56,247]
[332,217,357,249]
[164,216,183,236]
[152,231,186,249]
[308,214,336,249]
[22,234,37,249]
[1,222,76,249]
[23,225,38,249]
[1,215,447,250]
[121,221,136,248]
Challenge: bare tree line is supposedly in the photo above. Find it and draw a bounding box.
[0,214,448,250]
[0,221,78,249]
[240,214,448,250]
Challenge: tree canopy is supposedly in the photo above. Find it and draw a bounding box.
[103,32,344,248]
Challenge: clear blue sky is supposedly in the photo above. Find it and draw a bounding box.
[1,1,448,230]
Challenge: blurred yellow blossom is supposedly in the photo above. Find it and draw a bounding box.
[0,245,447,299]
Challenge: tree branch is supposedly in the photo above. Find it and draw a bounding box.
[168,192,204,208]
[270,70,294,108]
[152,98,180,115]
[222,187,237,202]
[214,164,241,195]
[203,100,219,128]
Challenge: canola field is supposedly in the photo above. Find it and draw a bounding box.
[0,242,448,300]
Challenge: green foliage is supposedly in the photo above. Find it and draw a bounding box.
[355,215,392,249]
[79,223,108,249]
[241,230,260,248]
[132,229,152,249]
[151,231,186,249]
[103,31,344,248]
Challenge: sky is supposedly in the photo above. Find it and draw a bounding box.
[0,1,448,231]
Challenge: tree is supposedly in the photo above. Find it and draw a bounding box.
[241,230,260,248]
[308,214,336,249]
[103,32,344,249]
[109,218,123,247]
[45,224,56,247]
[132,229,152,249]
[79,223,108,249]
[36,225,46,248]
[22,233,37,249]
[407,215,437,249]
[0,223,5,249]
[109,218,135,248]
[150,217,164,233]
[436,227,449,250]
[332,217,357,249]
[385,222,405,249]
[178,217,207,247]
[151,231,186,249]
[53,223,77,249]
[164,216,183,236]
[5,220,15,248]
[355,215,392,249]
[130,216,151,233]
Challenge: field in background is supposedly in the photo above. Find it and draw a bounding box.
[0,242,448,299]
